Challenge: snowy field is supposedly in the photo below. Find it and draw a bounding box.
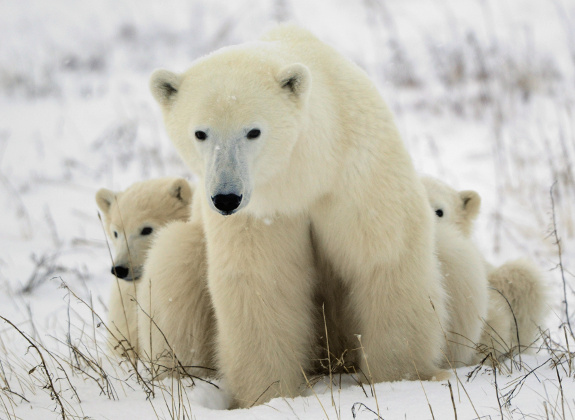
[1,0,574,418]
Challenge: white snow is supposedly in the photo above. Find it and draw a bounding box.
[1,0,574,419]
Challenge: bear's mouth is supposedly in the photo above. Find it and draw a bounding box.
[120,276,140,282]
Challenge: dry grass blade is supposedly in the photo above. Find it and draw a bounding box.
[322,304,335,408]
[132,299,218,388]
[298,365,329,420]
[493,363,505,418]
[355,335,381,419]
[555,365,566,420]
[447,380,458,420]
[549,181,573,338]
[430,295,481,419]
[489,286,522,365]
[500,358,549,405]
[0,315,68,420]
[58,280,156,398]
[49,335,118,400]
[351,402,384,419]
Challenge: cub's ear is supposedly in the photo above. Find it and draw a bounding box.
[459,190,481,220]
[169,178,193,205]
[277,63,311,102]
[95,188,116,215]
[150,69,181,106]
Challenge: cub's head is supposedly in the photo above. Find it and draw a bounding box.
[421,176,481,237]
[149,46,311,216]
[96,177,193,281]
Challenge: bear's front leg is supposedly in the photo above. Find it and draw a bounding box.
[204,210,317,408]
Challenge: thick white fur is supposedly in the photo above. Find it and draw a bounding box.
[422,176,547,363]
[96,177,193,359]
[483,259,547,357]
[422,177,488,367]
[150,25,447,407]
[437,229,489,366]
[137,214,216,379]
[475,286,513,362]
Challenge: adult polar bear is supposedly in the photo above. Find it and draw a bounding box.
[148,25,447,407]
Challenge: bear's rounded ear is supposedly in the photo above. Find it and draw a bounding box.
[459,190,481,220]
[150,69,181,107]
[169,178,193,205]
[95,188,116,215]
[277,63,311,102]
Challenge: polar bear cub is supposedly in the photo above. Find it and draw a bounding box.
[96,177,193,358]
[422,177,547,362]
[421,177,488,367]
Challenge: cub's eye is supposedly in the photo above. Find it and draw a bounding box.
[435,209,444,218]
[246,129,261,139]
[113,231,118,238]
[195,131,207,141]
[141,227,153,236]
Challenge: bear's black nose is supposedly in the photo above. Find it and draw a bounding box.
[212,194,242,214]
[111,266,130,279]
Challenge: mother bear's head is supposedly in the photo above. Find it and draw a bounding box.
[150,45,311,216]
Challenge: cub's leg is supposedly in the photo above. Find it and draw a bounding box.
[138,221,216,379]
[108,279,139,360]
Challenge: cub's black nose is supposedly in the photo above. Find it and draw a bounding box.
[111,266,130,279]
[212,194,242,214]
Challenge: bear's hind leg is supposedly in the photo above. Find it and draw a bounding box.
[347,260,448,382]
[311,198,448,384]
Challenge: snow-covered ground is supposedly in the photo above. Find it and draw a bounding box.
[1,0,574,418]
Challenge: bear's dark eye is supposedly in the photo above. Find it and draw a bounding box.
[113,231,118,238]
[141,227,153,236]
[246,129,261,139]
[195,131,207,141]
[435,209,444,218]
